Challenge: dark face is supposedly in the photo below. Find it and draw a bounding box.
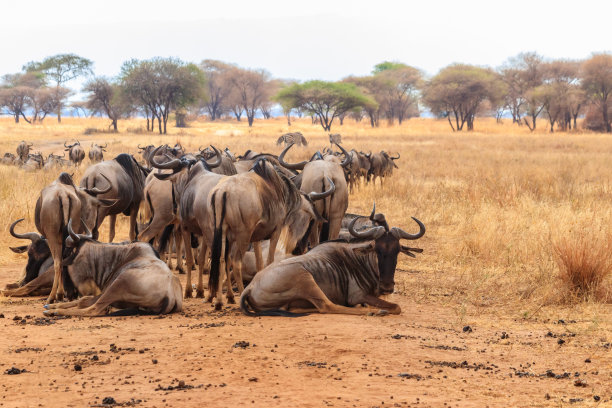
[15,239,51,284]
[374,233,401,295]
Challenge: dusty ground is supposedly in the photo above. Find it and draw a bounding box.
[0,264,610,408]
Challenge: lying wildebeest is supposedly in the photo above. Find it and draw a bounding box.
[2,152,16,165]
[209,158,331,309]
[16,141,33,162]
[276,132,308,147]
[42,220,182,316]
[279,142,350,246]
[22,152,45,171]
[64,141,86,167]
[35,172,114,303]
[89,143,107,163]
[80,153,149,242]
[44,153,67,170]
[240,208,425,316]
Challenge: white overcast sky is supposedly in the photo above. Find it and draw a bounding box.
[1,0,610,83]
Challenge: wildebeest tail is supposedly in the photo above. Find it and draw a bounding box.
[240,290,308,317]
[209,191,227,294]
[157,224,174,253]
[320,176,330,242]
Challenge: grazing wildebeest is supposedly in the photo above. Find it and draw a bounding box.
[2,152,16,165]
[64,141,86,167]
[208,159,332,309]
[89,143,107,163]
[276,132,308,147]
[240,208,425,316]
[42,220,182,316]
[22,152,45,171]
[368,151,399,186]
[279,142,350,246]
[34,172,114,302]
[16,141,33,162]
[80,154,149,242]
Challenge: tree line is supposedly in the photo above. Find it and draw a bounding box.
[1,52,611,133]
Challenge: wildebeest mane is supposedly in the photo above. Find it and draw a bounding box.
[57,172,75,187]
[114,154,147,214]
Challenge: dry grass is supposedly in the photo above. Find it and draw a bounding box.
[0,115,611,315]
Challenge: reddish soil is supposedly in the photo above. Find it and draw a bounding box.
[0,264,610,408]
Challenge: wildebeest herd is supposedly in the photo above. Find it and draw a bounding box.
[2,140,108,171]
[2,134,424,318]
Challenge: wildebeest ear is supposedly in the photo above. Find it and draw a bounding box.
[400,245,423,257]
[352,242,375,255]
[9,245,28,253]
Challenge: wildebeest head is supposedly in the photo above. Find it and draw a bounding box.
[9,219,51,285]
[348,204,425,295]
[151,145,222,181]
[279,142,351,171]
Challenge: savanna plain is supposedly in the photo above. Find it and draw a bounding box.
[0,117,610,407]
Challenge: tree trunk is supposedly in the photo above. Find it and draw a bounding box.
[603,100,611,133]
[112,119,118,132]
[14,113,19,123]
[247,115,254,127]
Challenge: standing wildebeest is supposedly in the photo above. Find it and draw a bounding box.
[64,141,86,167]
[276,132,308,147]
[89,143,107,163]
[198,146,237,175]
[279,142,350,246]
[80,154,149,242]
[34,172,114,303]
[240,208,425,316]
[43,220,182,316]
[208,158,332,309]
[16,141,33,162]
[368,151,399,186]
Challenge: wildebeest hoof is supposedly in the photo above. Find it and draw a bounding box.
[177,268,185,275]
[195,290,205,298]
[227,297,236,304]
[214,302,223,311]
[184,290,193,299]
[376,310,389,316]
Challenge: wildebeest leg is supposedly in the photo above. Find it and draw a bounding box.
[213,225,227,310]
[2,267,53,297]
[129,208,138,241]
[361,295,401,314]
[46,246,64,303]
[225,243,235,304]
[174,226,184,274]
[181,228,194,298]
[195,243,208,298]
[108,214,117,242]
[253,241,263,271]
[267,230,281,267]
[45,295,101,310]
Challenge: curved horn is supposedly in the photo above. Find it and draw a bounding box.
[9,218,41,242]
[84,173,112,195]
[390,153,400,160]
[278,143,307,171]
[348,216,386,240]
[369,202,376,221]
[198,145,204,152]
[64,141,70,148]
[390,217,426,240]
[334,143,351,168]
[150,145,180,169]
[66,219,92,245]
[101,143,107,149]
[205,146,222,168]
[308,177,335,201]
[137,144,145,150]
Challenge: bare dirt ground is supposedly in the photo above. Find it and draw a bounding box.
[1,264,610,408]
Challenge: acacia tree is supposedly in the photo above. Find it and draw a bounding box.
[423,64,505,131]
[121,57,205,134]
[0,72,60,124]
[372,62,422,124]
[499,52,544,125]
[275,80,372,131]
[23,53,93,123]
[226,67,271,127]
[199,59,233,120]
[582,53,612,132]
[83,77,131,132]
[343,75,385,127]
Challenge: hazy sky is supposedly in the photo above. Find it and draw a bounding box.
[1,0,610,83]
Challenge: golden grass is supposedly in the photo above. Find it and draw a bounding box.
[0,115,611,313]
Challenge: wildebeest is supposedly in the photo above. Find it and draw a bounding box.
[22,152,45,171]
[368,151,399,186]
[16,141,33,162]
[44,153,67,170]
[208,158,331,309]
[89,143,107,163]
[329,133,342,146]
[138,144,182,168]
[64,141,86,167]
[42,220,182,316]
[80,154,149,242]
[34,172,114,302]
[2,152,16,165]
[276,132,308,147]
[346,150,371,192]
[198,146,237,176]
[240,208,425,316]
[279,142,350,246]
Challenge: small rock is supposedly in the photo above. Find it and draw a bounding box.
[558,339,565,345]
[233,341,250,349]
[74,364,82,371]
[12,316,21,321]
[4,367,25,375]
[178,380,185,388]
[102,396,116,405]
[545,393,550,400]
[92,355,99,361]
[248,377,258,382]
[584,358,591,363]
[501,332,509,339]
[152,359,158,364]
[574,379,587,387]
[463,326,472,333]
[594,396,600,401]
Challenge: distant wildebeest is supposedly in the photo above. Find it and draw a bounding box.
[43,153,67,171]
[2,152,16,165]
[346,150,371,192]
[16,141,33,162]
[276,132,308,147]
[329,133,342,146]
[208,158,331,309]
[279,142,351,246]
[368,151,399,186]
[138,144,182,168]
[42,220,183,316]
[34,172,114,303]
[80,154,149,242]
[89,143,107,163]
[22,152,45,171]
[240,207,425,316]
[64,141,86,167]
